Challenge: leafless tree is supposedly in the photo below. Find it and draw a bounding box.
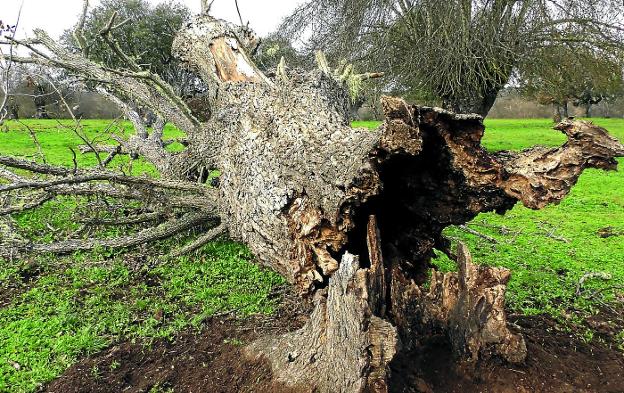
[520,46,624,119]
[1,2,623,391]
[278,0,624,117]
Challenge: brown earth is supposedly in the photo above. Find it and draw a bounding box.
[45,307,624,393]
[390,313,624,393]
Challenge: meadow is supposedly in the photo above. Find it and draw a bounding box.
[1,117,623,392]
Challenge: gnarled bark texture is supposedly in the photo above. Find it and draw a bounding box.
[170,17,623,387]
[3,10,624,393]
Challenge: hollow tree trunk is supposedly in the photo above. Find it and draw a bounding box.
[3,11,623,393]
[172,15,624,393]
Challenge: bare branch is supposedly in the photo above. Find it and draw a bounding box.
[76,211,164,226]
[234,0,245,26]
[44,76,105,166]
[0,166,25,182]
[169,222,226,257]
[101,145,122,167]
[73,0,90,56]
[0,193,53,216]
[23,211,213,254]
[0,156,213,193]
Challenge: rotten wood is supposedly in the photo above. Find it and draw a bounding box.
[247,252,398,393]
[2,10,624,393]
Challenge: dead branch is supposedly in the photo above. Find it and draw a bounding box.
[23,210,213,255]
[0,192,53,215]
[4,29,200,142]
[72,0,90,56]
[78,144,127,155]
[576,272,613,295]
[458,224,498,243]
[169,222,226,257]
[0,156,212,193]
[75,211,164,226]
[0,166,25,182]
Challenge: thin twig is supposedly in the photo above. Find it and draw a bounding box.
[43,76,104,167]
[458,224,498,243]
[234,0,245,26]
[576,272,612,296]
[16,119,46,164]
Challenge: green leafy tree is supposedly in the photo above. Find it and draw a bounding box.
[63,0,201,97]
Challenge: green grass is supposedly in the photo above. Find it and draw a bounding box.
[0,119,186,176]
[0,119,282,393]
[1,117,624,391]
[0,242,283,393]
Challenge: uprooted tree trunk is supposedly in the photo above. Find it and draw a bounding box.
[2,8,624,393]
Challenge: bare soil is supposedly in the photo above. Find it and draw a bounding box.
[44,304,310,393]
[45,307,624,393]
[390,313,624,393]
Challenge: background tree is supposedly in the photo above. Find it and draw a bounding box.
[253,34,309,72]
[520,47,624,120]
[63,0,203,98]
[278,0,624,117]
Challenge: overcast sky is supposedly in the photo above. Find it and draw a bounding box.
[1,0,305,41]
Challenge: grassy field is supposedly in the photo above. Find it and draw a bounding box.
[1,117,624,392]
[0,119,284,392]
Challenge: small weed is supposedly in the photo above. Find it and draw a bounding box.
[581,329,595,344]
[148,383,174,393]
[90,365,100,380]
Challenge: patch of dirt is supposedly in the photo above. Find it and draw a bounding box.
[45,295,311,393]
[390,313,624,393]
[0,260,43,308]
[45,307,624,393]
[597,227,623,238]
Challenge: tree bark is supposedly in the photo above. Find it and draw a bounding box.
[553,103,562,123]
[4,12,624,393]
[442,86,499,117]
[168,15,624,391]
[247,250,398,393]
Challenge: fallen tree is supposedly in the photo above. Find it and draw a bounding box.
[1,2,623,392]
